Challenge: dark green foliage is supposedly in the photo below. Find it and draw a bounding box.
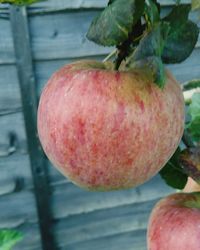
[87,1,199,88]
[183,79,200,91]
[162,5,199,64]
[108,0,116,4]
[87,0,145,46]
[160,148,188,189]
[187,93,200,142]
[0,0,42,4]
[0,230,23,250]
[145,0,160,25]
[130,23,169,60]
[127,22,170,87]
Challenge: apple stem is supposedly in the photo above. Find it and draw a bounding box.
[114,50,126,70]
[103,49,117,62]
[114,20,144,70]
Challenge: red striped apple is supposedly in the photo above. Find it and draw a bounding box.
[37,60,184,191]
[147,192,200,250]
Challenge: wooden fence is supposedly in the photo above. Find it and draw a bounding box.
[0,1,199,249]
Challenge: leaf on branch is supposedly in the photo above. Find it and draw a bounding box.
[127,22,170,87]
[186,93,200,142]
[145,0,160,25]
[162,5,199,64]
[192,0,200,10]
[86,0,145,46]
[108,0,116,4]
[129,56,165,88]
[0,0,44,5]
[159,147,188,189]
[1,0,35,4]
[183,79,200,91]
[0,230,23,250]
[130,23,169,59]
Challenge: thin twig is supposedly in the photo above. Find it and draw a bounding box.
[103,49,117,62]
[114,20,144,70]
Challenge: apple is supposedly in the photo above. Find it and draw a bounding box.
[147,192,200,250]
[37,60,184,191]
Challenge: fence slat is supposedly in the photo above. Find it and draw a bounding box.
[9,6,56,250]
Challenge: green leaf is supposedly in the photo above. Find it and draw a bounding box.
[145,0,160,25]
[159,147,188,189]
[129,56,166,88]
[86,0,145,46]
[127,22,170,87]
[187,93,200,142]
[108,0,116,4]
[0,0,43,4]
[183,79,200,91]
[132,22,170,59]
[162,5,199,64]
[192,0,200,10]
[166,4,191,23]
[0,230,23,250]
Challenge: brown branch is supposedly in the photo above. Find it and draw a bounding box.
[114,20,144,70]
[180,147,200,185]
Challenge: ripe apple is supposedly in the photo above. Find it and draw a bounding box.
[147,192,200,250]
[37,60,184,191]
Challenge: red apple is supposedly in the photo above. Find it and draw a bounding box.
[147,192,200,250]
[37,60,184,191]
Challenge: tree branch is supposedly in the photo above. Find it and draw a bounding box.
[114,20,144,70]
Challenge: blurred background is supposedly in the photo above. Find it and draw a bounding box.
[0,0,199,249]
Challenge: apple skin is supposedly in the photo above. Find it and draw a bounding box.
[37,60,184,191]
[147,192,200,250]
